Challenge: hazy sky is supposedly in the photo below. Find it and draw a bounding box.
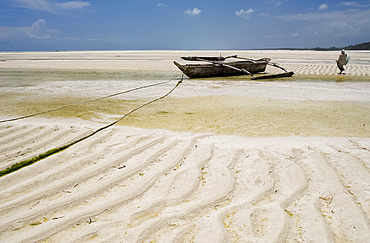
[0,0,369,51]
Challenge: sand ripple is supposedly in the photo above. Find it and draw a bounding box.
[1,121,369,242]
[265,63,370,76]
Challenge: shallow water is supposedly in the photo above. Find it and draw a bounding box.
[1,69,369,102]
[1,68,369,137]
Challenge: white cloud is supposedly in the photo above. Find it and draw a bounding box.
[340,1,370,8]
[277,9,370,40]
[10,0,54,12]
[184,7,201,16]
[263,35,274,38]
[9,0,91,13]
[58,1,91,9]
[340,1,355,6]
[260,12,270,17]
[318,3,328,10]
[340,2,360,7]
[156,3,169,10]
[265,0,282,7]
[291,32,299,37]
[235,8,255,19]
[0,19,59,41]
[275,1,282,6]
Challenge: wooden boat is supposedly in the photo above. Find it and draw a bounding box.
[174,55,294,79]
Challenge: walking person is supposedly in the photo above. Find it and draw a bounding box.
[336,49,349,74]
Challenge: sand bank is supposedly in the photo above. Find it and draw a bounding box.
[0,50,370,242]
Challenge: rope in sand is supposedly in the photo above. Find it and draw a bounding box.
[0,78,177,123]
[0,77,183,177]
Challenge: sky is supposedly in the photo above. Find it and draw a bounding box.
[0,0,369,51]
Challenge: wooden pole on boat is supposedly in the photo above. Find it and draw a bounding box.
[232,56,294,79]
[267,62,288,72]
[196,58,255,77]
[220,63,254,77]
[233,56,288,73]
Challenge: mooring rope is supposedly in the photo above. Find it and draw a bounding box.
[0,78,183,177]
[0,78,176,123]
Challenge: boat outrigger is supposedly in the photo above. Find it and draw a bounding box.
[173,55,294,79]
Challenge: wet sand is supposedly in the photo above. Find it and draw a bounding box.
[0,50,370,242]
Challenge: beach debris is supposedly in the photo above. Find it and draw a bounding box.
[52,216,65,220]
[29,201,40,210]
[284,209,294,218]
[30,221,42,226]
[319,195,333,205]
[118,165,126,169]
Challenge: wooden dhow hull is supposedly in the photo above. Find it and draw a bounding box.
[173,59,269,78]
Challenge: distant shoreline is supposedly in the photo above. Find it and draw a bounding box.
[1,41,370,52]
[1,48,370,53]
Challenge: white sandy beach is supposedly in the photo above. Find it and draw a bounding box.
[0,50,370,242]
[0,50,370,76]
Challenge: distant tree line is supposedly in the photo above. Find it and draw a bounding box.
[271,42,370,51]
[308,42,370,51]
